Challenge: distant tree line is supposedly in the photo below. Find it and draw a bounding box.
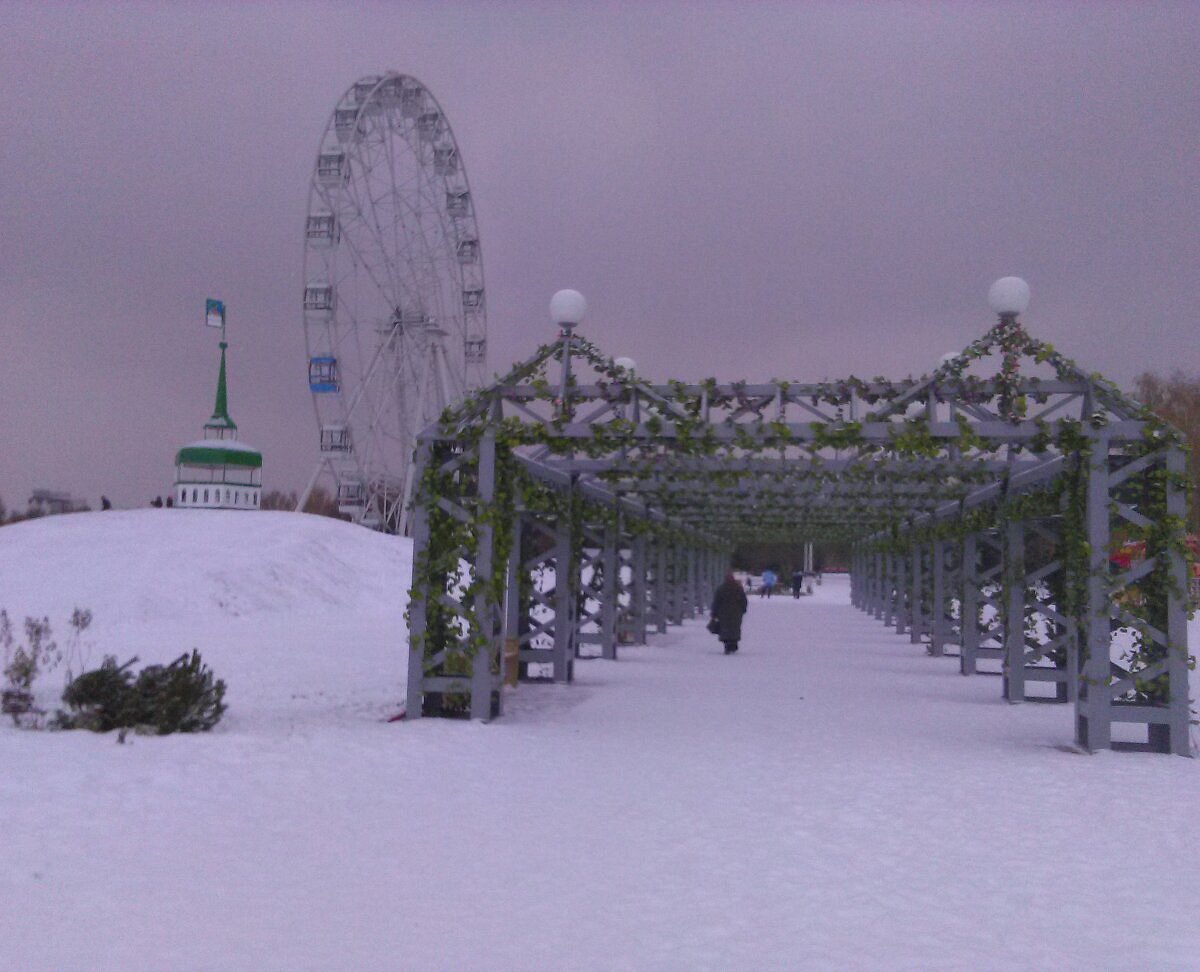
[258,485,345,519]
[731,541,847,574]
[0,498,89,526]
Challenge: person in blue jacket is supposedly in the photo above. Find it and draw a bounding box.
[760,568,777,598]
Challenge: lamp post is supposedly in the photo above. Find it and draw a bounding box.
[548,289,586,677]
[988,276,1030,421]
[987,275,1031,324]
[550,289,587,422]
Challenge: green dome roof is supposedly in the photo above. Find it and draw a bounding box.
[176,440,262,469]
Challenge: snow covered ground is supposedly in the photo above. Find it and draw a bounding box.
[2,511,1199,969]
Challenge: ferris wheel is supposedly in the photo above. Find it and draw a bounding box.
[299,72,487,532]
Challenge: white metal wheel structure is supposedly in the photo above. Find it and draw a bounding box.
[300,72,487,532]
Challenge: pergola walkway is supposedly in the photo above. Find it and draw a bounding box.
[406,286,1190,754]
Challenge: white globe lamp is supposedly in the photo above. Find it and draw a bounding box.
[987,277,1030,318]
[550,289,587,329]
[614,356,637,374]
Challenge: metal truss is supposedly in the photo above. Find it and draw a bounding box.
[406,313,1190,755]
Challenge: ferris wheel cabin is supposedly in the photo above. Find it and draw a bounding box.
[304,283,335,318]
[417,111,441,142]
[305,213,338,245]
[317,151,349,187]
[308,356,339,393]
[433,146,458,176]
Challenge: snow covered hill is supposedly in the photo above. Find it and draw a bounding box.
[0,509,412,729]
[2,512,1199,969]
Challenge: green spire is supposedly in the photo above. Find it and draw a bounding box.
[205,341,238,435]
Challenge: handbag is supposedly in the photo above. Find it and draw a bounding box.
[707,617,721,635]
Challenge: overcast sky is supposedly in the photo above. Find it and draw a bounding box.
[1,1,1196,509]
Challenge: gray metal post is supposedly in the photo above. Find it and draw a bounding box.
[703,546,712,614]
[960,532,980,675]
[684,544,693,617]
[502,512,523,644]
[689,544,699,616]
[1161,444,1190,753]
[677,544,688,618]
[499,509,524,695]
[552,493,575,683]
[683,545,694,617]
[878,549,888,619]
[662,535,672,633]
[868,548,877,612]
[631,533,648,644]
[1002,519,1026,702]
[891,552,901,623]
[894,551,907,635]
[881,553,894,626]
[664,541,675,625]
[670,543,685,625]
[470,429,499,720]
[690,545,700,617]
[909,543,923,644]
[929,539,947,656]
[1077,438,1111,749]
[600,521,618,659]
[405,444,433,720]
[686,544,696,614]
[1163,446,1191,755]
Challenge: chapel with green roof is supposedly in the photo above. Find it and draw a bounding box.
[174,340,263,509]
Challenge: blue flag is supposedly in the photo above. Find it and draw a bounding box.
[205,299,225,329]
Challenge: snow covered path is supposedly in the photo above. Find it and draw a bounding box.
[3,517,1200,969]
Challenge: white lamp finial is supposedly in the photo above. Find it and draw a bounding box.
[550,289,587,328]
[988,276,1030,317]
[614,356,636,374]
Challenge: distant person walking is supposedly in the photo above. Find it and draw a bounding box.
[791,568,804,598]
[760,568,777,598]
[711,572,748,654]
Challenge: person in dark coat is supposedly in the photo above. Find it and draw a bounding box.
[711,572,748,654]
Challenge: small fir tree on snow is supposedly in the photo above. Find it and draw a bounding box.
[62,650,227,734]
[60,656,137,732]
